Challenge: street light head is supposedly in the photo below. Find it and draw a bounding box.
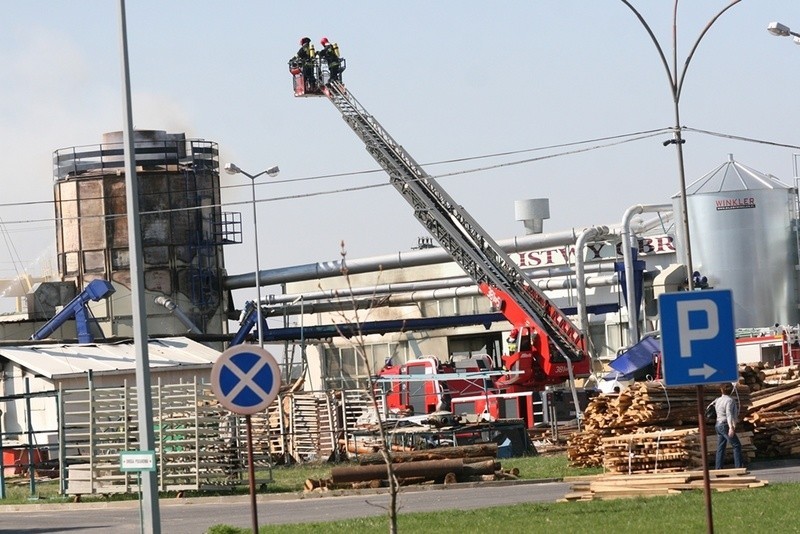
[265,165,280,178]
[224,162,242,175]
[767,21,791,37]
[794,36,800,46]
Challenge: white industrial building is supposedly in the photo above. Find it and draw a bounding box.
[0,129,797,482]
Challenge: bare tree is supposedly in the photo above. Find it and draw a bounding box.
[328,241,400,533]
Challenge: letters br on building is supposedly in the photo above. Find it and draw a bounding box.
[659,289,738,387]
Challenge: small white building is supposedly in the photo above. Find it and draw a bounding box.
[0,337,220,446]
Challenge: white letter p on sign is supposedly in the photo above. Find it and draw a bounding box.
[676,299,719,357]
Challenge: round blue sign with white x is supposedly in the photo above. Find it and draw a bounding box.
[210,345,281,415]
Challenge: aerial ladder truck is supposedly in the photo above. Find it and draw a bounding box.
[292,70,590,425]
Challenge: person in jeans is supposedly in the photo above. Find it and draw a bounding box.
[713,382,743,469]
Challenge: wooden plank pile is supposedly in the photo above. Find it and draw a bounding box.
[740,363,799,391]
[742,363,799,386]
[304,443,520,491]
[743,378,800,457]
[762,364,799,382]
[567,381,752,470]
[562,468,767,501]
[601,429,702,474]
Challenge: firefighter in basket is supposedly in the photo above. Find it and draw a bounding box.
[289,36,318,93]
[318,37,345,84]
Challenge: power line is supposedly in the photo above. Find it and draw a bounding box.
[0,126,796,227]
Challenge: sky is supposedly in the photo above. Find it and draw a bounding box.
[0,1,799,317]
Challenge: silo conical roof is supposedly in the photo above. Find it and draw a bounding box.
[677,154,792,196]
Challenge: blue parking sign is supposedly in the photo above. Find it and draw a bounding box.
[659,289,738,386]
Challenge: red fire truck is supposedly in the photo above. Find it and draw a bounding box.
[295,69,590,428]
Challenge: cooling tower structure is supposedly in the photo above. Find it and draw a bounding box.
[672,155,799,328]
[52,130,241,338]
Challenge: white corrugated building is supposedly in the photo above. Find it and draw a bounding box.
[0,337,220,445]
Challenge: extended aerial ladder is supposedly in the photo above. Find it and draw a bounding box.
[303,80,589,388]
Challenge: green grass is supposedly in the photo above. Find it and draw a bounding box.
[502,453,603,480]
[207,482,800,534]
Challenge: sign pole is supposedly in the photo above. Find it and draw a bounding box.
[697,386,714,534]
[660,289,737,534]
[119,451,156,534]
[210,345,281,534]
[138,471,144,534]
[246,414,259,533]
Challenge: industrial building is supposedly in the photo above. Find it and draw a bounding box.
[0,127,798,490]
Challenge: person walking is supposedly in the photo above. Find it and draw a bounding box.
[713,382,744,469]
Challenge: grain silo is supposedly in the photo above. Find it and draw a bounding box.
[672,155,799,328]
[52,130,241,339]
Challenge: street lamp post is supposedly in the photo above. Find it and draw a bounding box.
[767,21,800,45]
[619,0,741,295]
[619,3,742,533]
[224,162,280,349]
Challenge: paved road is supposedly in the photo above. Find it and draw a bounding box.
[1,459,798,534]
[0,481,569,533]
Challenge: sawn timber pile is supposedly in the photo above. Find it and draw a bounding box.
[567,381,753,470]
[744,378,800,457]
[304,443,520,491]
[562,467,767,501]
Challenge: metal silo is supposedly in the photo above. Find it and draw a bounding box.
[672,155,799,328]
[52,130,241,339]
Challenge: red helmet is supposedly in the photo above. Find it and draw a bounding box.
[320,37,329,45]
[300,37,311,45]
[509,328,519,338]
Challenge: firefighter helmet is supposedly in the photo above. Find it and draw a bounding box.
[300,37,311,45]
[321,37,329,45]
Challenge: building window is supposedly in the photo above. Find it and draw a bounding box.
[447,333,502,363]
[323,341,409,389]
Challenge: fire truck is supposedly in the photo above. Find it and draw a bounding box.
[735,325,800,367]
[291,65,590,428]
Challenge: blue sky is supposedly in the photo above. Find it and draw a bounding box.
[0,1,798,314]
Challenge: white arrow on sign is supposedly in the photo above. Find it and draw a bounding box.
[688,363,717,380]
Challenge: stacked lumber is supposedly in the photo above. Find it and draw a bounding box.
[743,379,800,457]
[739,364,769,391]
[567,381,751,469]
[562,468,767,501]
[761,365,799,383]
[355,443,498,465]
[601,429,702,474]
[304,443,519,491]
